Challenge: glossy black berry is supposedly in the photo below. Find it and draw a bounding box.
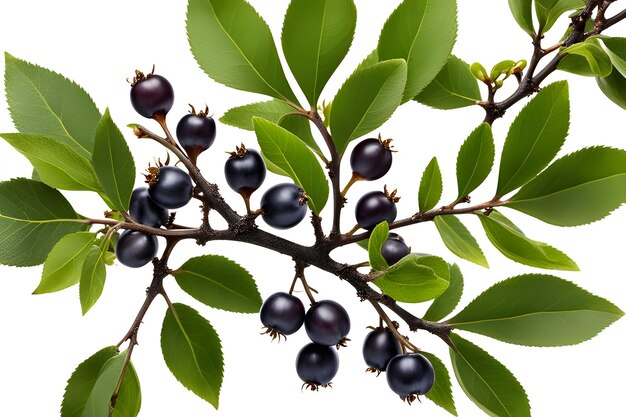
[260,292,305,339]
[176,105,216,164]
[386,354,435,400]
[363,329,402,373]
[388,232,404,243]
[225,144,266,200]
[296,343,339,389]
[381,237,410,266]
[115,230,158,268]
[147,166,193,209]
[304,300,351,346]
[350,136,393,180]
[260,183,307,229]
[129,187,169,228]
[355,188,399,230]
[130,70,174,119]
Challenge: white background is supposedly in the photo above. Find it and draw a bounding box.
[1,1,625,416]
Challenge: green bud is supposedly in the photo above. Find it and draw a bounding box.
[494,79,504,89]
[490,60,516,80]
[513,59,528,73]
[470,62,490,83]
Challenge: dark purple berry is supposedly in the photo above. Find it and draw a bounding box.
[386,354,435,400]
[146,166,193,209]
[363,329,402,373]
[355,187,399,230]
[260,292,305,339]
[129,187,169,228]
[388,232,404,243]
[225,144,266,211]
[115,230,158,268]
[176,105,216,164]
[296,343,339,389]
[129,70,174,119]
[260,183,308,229]
[304,300,350,347]
[350,136,393,180]
[381,237,410,266]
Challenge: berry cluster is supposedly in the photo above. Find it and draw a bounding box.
[126,68,427,402]
[260,293,350,390]
[260,292,434,401]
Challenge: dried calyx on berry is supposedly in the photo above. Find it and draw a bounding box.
[143,156,193,210]
[176,104,216,165]
[355,185,400,231]
[129,65,174,121]
[260,183,308,229]
[224,143,267,215]
[342,133,395,196]
[259,292,305,341]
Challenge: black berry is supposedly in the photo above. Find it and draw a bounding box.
[355,187,399,230]
[363,329,402,373]
[260,292,305,340]
[115,230,158,268]
[386,354,435,401]
[260,183,308,229]
[381,237,410,266]
[176,105,216,164]
[129,187,169,228]
[129,69,174,119]
[146,166,193,209]
[225,144,266,213]
[350,136,393,180]
[304,300,350,347]
[296,343,339,390]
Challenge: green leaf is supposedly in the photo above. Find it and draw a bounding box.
[82,350,139,417]
[0,178,88,266]
[603,37,626,77]
[456,123,495,199]
[415,55,481,109]
[354,49,379,73]
[172,255,262,313]
[418,157,443,212]
[597,68,626,110]
[477,210,578,270]
[111,360,141,417]
[4,53,101,158]
[449,333,530,417]
[508,0,534,35]
[186,0,296,102]
[221,100,293,130]
[559,38,612,77]
[536,0,585,33]
[92,109,136,211]
[378,0,457,102]
[373,254,449,303]
[161,303,223,409]
[278,113,324,159]
[219,100,323,157]
[435,216,489,268]
[253,117,329,213]
[497,81,570,197]
[61,346,117,417]
[330,59,407,155]
[62,347,141,417]
[79,246,107,315]
[508,146,626,226]
[422,352,457,416]
[449,274,624,346]
[281,0,356,106]
[0,133,101,191]
[35,232,97,294]
[423,263,464,322]
[367,221,390,271]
